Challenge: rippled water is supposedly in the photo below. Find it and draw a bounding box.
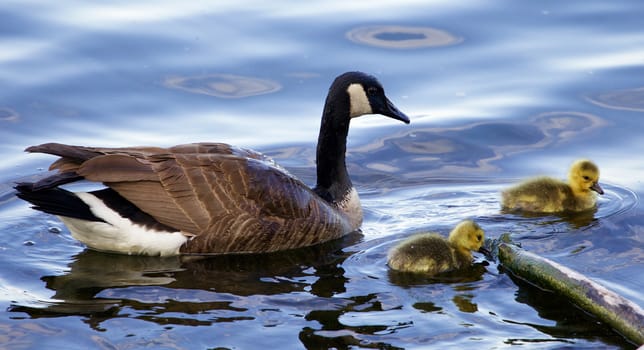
[1,1,643,349]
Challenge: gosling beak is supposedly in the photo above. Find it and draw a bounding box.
[590,182,604,195]
[375,96,411,124]
[478,246,491,257]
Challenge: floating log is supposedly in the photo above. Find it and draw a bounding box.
[498,242,644,346]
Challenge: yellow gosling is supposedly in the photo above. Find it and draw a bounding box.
[387,220,485,275]
[501,159,604,213]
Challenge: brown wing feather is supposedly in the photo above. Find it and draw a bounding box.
[182,162,351,253]
[78,154,158,182]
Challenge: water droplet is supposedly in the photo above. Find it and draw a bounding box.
[23,241,35,246]
[49,227,62,234]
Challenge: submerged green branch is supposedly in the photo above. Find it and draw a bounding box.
[497,242,644,346]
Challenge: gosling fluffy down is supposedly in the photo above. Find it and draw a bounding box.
[387,220,485,275]
[501,159,604,213]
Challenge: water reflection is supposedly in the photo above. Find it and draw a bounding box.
[351,110,606,181]
[386,262,488,287]
[502,272,630,347]
[500,207,598,229]
[300,293,409,349]
[9,233,361,324]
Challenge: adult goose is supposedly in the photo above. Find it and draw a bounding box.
[15,71,410,256]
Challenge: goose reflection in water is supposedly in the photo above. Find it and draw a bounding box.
[9,232,362,328]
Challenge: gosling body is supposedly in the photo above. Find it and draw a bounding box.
[387,220,485,275]
[501,159,604,213]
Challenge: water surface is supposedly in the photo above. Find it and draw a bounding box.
[1,0,643,348]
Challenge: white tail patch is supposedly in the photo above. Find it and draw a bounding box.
[61,192,188,256]
[347,83,372,118]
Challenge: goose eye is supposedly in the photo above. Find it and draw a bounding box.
[366,86,378,96]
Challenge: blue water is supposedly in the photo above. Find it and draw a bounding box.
[1,1,643,348]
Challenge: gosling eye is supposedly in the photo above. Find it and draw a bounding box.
[582,175,590,181]
[476,234,482,242]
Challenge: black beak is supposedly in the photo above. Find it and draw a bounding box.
[374,96,410,124]
[591,182,604,195]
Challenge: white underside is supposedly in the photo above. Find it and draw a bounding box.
[60,192,188,256]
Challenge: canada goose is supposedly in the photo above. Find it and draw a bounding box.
[501,159,604,213]
[15,71,410,256]
[387,220,486,275]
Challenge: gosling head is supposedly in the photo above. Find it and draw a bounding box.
[447,220,486,253]
[568,159,604,195]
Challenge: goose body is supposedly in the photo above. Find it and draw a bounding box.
[387,220,486,275]
[16,72,410,256]
[501,159,604,213]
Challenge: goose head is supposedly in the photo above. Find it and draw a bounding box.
[568,159,604,195]
[314,72,410,214]
[325,71,410,123]
[448,220,486,255]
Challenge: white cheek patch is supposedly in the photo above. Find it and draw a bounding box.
[347,83,373,118]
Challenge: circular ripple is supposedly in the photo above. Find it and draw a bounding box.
[164,74,281,98]
[585,87,644,112]
[346,25,462,49]
[595,183,639,220]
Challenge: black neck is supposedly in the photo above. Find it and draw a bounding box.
[313,93,352,204]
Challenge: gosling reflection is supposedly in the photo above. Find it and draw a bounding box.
[387,261,488,286]
[452,294,478,313]
[502,205,598,229]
